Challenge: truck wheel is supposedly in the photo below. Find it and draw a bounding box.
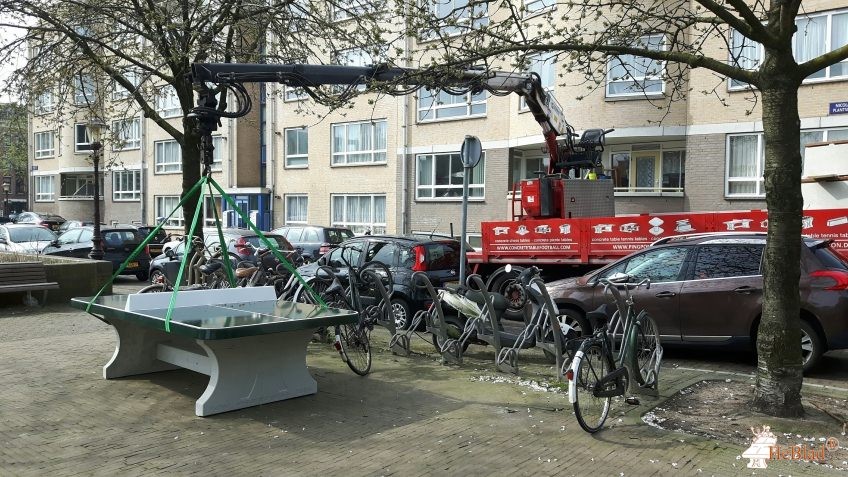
[486,267,526,318]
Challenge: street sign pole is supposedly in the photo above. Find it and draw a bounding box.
[459,136,482,286]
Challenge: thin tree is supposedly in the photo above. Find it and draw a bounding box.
[0,0,308,233]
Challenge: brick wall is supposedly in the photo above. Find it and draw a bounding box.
[684,134,765,212]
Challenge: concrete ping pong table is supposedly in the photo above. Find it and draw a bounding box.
[71,287,358,416]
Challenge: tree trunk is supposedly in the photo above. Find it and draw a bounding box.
[181,121,203,238]
[753,78,804,417]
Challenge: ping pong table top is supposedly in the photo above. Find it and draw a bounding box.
[71,294,359,340]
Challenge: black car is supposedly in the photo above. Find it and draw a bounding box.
[15,212,66,232]
[136,225,171,255]
[148,228,295,283]
[297,235,463,329]
[43,225,152,280]
[270,225,354,263]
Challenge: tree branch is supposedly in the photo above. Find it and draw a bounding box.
[798,42,848,79]
[723,0,774,45]
[695,0,773,46]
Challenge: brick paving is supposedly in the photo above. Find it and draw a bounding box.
[0,301,845,476]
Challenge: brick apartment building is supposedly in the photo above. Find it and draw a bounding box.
[28,2,848,240]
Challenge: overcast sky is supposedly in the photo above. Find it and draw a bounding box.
[0,24,27,103]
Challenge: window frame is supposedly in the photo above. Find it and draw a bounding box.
[330,120,387,166]
[34,131,55,159]
[603,145,685,196]
[523,0,555,16]
[155,85,181,118]
[154,139,182,174]
[284,127,309,168]
[73,75,96,106]
[211,136,224,171]
[285,194,309,224]
[155,195,184,227]
[519,53,555,111]
[34,90,55,115]
[112,169,141,201]
[417,89,487,122]
[422,0,490,39]
[605,34,667,98]
[74,123,92,153]
[34,176,55,202]
[59,173,102,200]
[331,194,387,235]
[111,117,141,151]
[415,152,486,201]
[111,70,142,100]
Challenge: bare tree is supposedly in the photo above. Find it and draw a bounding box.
[0,0,306,233]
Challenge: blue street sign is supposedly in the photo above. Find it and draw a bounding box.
[830,102,848,115]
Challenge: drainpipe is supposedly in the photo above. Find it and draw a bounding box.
[400,25,414,234]
[140,114,147,224]
[268,83,277,228]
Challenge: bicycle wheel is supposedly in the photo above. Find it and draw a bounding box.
[571,342,612,433]
[138,283,168,293]
[338,323,371,376]
[628,310,662,387]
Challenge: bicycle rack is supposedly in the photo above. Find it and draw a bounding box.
[411,272,477,365]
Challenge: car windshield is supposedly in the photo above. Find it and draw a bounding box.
[103,230,140,246]
[326,229,353,244]
[9,227,56,242]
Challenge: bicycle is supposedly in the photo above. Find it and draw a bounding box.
[292,245,393,376]
[568,272,663,433]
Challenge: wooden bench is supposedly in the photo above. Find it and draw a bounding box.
[0,262,60,305]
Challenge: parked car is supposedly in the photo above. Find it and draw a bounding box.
[270,225,354,263]
[43,225,152,281]
[147,228,294,283]
[297,234,463,329]
[57,220,97,233]
[136,225,171,256]
[0,224,57,253]
[14,212,66,232]
[546,233,848,372]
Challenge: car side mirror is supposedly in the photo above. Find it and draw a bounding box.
[0,237,6,244]
[607,272,631,284]
[317,256,326,265]
[165,249,177,260]
[50,239,59,247]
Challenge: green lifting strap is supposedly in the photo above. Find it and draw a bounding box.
[85,178,206,313]
[163,175,208,332]
[207,180,236,287]
[208,177,327,307]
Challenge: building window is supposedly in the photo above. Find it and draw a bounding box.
[332,0,379,21]
[524,0,554,15]
[155,85,181,118]
[34,91,54,114]
[203,197,222,226]
[156,196,184,227]
[285,195,308,224]
[285,127,308,168]
[111,117,141,150]
[728,29,763,89]
[211,136,224,171]
[60,173,101,199]
[416,152,485,199]
[520,53,555,110]
[35,176,54,202]
[284,86,308,102]
[331,120,387,165]
[425,0,489,37]
[112,170,141,201]
[606,34,666,97]
[34,131,55,159]
[418,89,487,121]
[606,146,685,194]
[73,75,96,105]
[154,140,182,173]
[511,156,544,189]
[74,123,92,153]
[334,48,381,92]
[332,194,386,234]
[111,70,141,100]
[726,128,848,198]
[728,11,848,87]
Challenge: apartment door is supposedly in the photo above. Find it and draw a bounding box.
[632,152,659,193]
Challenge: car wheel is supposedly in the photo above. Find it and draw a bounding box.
[800,321,824,373]
[136,271,149,282]
[149,269,165,284]
[542,309,591,363]
[391,298,412,330]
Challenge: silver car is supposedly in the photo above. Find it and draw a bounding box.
[0,224,58,254]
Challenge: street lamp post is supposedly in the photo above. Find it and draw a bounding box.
[2,178,10,219]
[86,118,107,261]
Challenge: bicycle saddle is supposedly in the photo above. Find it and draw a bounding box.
[199,261,223,275]
[325,279,344,295]
[235,267,256,278]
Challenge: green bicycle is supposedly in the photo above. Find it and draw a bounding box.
[568,273,663,433]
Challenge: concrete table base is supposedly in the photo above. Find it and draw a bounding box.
[104,319,318,416]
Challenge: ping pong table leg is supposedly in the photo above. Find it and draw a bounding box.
[194,329,318,417]
[103,319,181,379]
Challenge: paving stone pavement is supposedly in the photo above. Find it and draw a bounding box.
[0,302,845,476]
